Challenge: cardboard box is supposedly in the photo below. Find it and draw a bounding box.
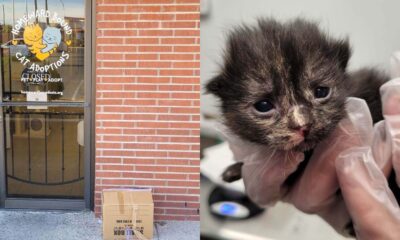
[102,188,154,240]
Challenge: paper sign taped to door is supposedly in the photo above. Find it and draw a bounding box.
[27,92,48,110]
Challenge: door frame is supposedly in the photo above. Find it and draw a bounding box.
[0,0,95,210]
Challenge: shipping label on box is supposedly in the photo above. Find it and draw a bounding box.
[102,188,154,240]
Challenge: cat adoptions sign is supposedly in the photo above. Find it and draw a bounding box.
[12,9,72,71]
[11,9,72,96]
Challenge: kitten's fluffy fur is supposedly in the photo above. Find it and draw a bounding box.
[207,18,387,152]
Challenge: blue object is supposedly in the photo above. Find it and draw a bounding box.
[219,202,237,215]
[208,185,264,219]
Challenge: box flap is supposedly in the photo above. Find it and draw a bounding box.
[103,188,153,206]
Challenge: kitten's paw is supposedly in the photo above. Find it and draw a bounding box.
[222,162,243,182]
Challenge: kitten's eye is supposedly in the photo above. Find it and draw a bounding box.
[314,87,330,99]
[254,100,274,113]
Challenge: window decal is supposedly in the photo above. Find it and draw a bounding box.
[11,9,71,70]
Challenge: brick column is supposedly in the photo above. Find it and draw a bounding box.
[95,0,200,221]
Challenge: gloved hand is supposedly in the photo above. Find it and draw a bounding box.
[285,97,375,234]
[386,51,400,187]
[336,146,400,240]
[220,77,400,237]
[286,77,400,237]
[289,76,400,236]
[381,78,400,185]
[302,74,400,237]
[218,124,304,206]
[335,76,400,239]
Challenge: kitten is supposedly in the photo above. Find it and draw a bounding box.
[205,19,400,230]
[206,18,388,181]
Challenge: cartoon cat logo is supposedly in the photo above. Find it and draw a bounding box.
[42,27,62,53]
[23,24,61,61]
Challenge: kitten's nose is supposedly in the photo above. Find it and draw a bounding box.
[288,105,312,135]
[295,126,310,137]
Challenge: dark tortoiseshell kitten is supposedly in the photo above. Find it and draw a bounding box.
[206,18,388,182]
[206,18,400,236]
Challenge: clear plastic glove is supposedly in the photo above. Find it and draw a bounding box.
[287,78,400,238]
[293,54,400,237]
[333,78,400,239]
[386,53,400,187]
[241,149,304,206]
[381,78,400,185]
[289,77,400,237]
[218,124,304,206]
[333,58,400,239]
[282,98,375,235]
[336,147,400,240]
[288,98,373,212]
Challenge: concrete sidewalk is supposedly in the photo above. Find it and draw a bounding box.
[0,210,199,240]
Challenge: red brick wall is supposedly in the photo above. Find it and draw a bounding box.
[95,0,200,221]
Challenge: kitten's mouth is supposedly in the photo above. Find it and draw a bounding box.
[293,138,318,152]
[284,133,316,151]
[283,135,305,150]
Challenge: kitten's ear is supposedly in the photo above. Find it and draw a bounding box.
[330,39,351,70]
[205,75,224,98]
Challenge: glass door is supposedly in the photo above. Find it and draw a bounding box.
[0,0,92,210]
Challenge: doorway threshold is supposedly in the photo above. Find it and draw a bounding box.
[4,198,85,210]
